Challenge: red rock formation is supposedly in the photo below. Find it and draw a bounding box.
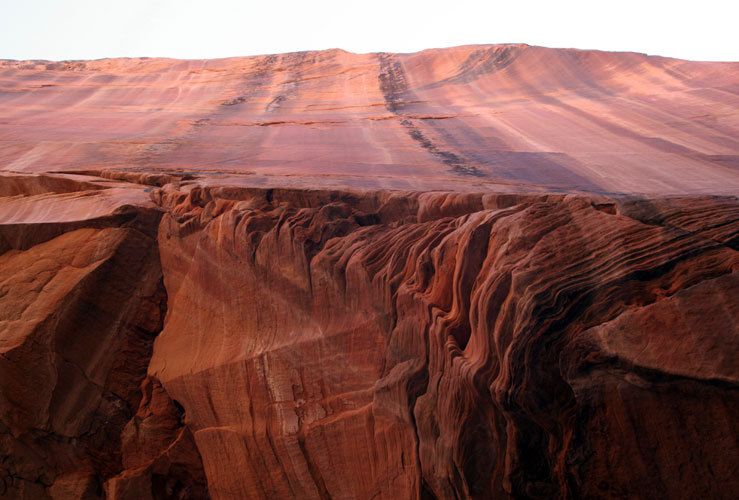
[0,45,737,498]
[2,45,738,194]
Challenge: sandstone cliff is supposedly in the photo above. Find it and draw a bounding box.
[0,45,737,499]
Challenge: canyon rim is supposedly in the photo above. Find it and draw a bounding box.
[0,44,738,499]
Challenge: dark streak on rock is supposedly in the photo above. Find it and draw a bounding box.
[377,53,484,177]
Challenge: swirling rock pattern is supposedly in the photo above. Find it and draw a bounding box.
[0,45,737,499]
[148,186,739,499]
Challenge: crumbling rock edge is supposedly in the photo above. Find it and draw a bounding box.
[0,172,737,499]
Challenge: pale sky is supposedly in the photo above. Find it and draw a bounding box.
[1,0,737,61]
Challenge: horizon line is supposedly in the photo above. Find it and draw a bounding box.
[2,42,738,65]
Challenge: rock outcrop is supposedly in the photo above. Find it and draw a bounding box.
[0,45,737,498]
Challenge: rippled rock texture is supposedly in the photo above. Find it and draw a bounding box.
[1,174,736,499]
[0,45,738,499]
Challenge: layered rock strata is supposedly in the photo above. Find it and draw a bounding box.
[1,43,738,498]
[2,44,738,194]
[0,172,736,498]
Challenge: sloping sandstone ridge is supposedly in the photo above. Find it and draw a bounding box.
[0,45,738,499]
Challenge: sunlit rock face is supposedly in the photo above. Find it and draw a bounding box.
[0,45,737,499]
[2,44,738,194]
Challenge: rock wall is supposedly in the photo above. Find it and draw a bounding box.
[2,45,738,195]
[1,43,738,499]
[0,174,207,499]
[1,173,736,498]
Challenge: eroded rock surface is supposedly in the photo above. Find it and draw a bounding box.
[1,44,738,194]
[148,186,739,499]
[0,45,737,499]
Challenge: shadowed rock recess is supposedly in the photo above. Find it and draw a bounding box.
[0,45,738,499]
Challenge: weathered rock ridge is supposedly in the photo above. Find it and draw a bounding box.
[0,45,738,498]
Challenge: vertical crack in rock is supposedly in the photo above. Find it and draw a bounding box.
[0,178,208,498]
[106,376,210,499]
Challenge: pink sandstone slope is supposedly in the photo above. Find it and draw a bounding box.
[0,45,737,499]
[1,44,738,194]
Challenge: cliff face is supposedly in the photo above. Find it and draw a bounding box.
[1,175,736,499]
[149,186,738,499]
[0,174,207,498]
[0,45,738,499]
[2,44,738,194]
